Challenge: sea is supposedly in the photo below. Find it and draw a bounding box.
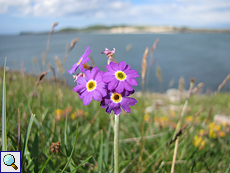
[0,33,230,93]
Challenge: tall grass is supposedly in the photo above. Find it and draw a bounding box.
[1,27,230,172]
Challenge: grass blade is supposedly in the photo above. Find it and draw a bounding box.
[70,155,92,173]
[2,57,7,151]
[38,153,53,173]
[97,131,103,172]
[61,125,78,173]
[64,105,70,156]
[104,122,112,168]
[21,114,35,171]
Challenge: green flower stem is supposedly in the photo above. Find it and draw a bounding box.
[114,114,120,173]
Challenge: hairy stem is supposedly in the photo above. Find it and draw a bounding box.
[114,115,120,173]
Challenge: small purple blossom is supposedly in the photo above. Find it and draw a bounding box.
[68,46,91,74]
[101,48,116,57]
[100,90,137,115]
[73,66,107,105]
[102,61,140,94]
[72,73,84,82]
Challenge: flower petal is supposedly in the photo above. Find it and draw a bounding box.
[95,71,105,82]
[123,97,137,106]
[126,78,138,86]
[113,107,121,115]
[82,46,91,58]
[106,64,116,72]
[73,84,86,93]
[103,74,115,83]
[120,103,131,113]
[81,57,90,64]
[77,77,87,85]
[125,69,140,78]
[109,61,119,71]
[123,81,133,91]
[79,63,84,72]
[82,92,93,105]
[68,63,78,74]
[118,61,127,71]
[108,80,118,91]
[115,81,124,93]
[89,66,100,79]
[92,89,102,101]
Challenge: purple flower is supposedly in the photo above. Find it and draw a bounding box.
[73,66,107,105]
[101,48,116,57]
[102,61,140,93]
[100,90,137,115]
[68,46,91,74]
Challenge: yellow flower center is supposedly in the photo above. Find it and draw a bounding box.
[111,93,122,103]
[87,80,97,91]
[115,71,126,81]
[77,57,83,65]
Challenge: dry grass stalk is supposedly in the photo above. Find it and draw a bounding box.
[191,82,204,96]
[156,66,162,84]
[52,22,58,30]
[151,38,159,56]
[167,124,188,147]
[35,70,49,86]
[21,62,25,76]
[70,38,80,51]
[17,108,21,151]
[125,44,132,52]
[42,52,46,66]
[141,47,149,86]
[89,56,96,67]
[205,106,213,123]
[63,43,69,63]
[215,73,230,95]
[48,64,56,81]
[171,99,188,173]
[54,56,65,75]
[179,76,184,99]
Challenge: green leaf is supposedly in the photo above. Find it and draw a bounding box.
[70,155,92,173]
[38,154,53,173]
[97,131,103,172]
[104,122,112,168]
[2,57,7,151]
[61,125,78,173]
[64,105,70,156]
[21,114,35,171]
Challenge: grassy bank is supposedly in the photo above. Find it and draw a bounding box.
[1,68,230,172]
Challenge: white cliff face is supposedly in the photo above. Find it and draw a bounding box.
[109,26,175,34]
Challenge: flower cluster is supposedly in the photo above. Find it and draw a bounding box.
[68,47,139,115]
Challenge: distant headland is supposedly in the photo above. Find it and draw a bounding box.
[19,25,230,35]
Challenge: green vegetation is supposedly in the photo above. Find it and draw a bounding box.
[1,66,230,172]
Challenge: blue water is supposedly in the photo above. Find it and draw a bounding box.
[0,33,230,92]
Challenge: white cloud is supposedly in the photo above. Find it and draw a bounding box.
[0,0,230,27]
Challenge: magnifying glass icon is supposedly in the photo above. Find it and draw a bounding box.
[3,154,18,170]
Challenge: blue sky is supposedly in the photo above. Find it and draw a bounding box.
[0,0,230,34]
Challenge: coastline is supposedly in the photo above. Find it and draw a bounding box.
[19,25,230,35]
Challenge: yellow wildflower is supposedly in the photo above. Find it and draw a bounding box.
[199,141,205,150]
[185,116,194,123]
[144,114,150,122]
[71,112,76,120]
[192,135,203,147]
[214,125,221,132]
[228,102,230,107]
[218,131,226,138]
[208,122,215,129]
[199,129,205,136]
[209,129,217,138]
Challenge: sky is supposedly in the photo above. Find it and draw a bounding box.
[0,0,230,34]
